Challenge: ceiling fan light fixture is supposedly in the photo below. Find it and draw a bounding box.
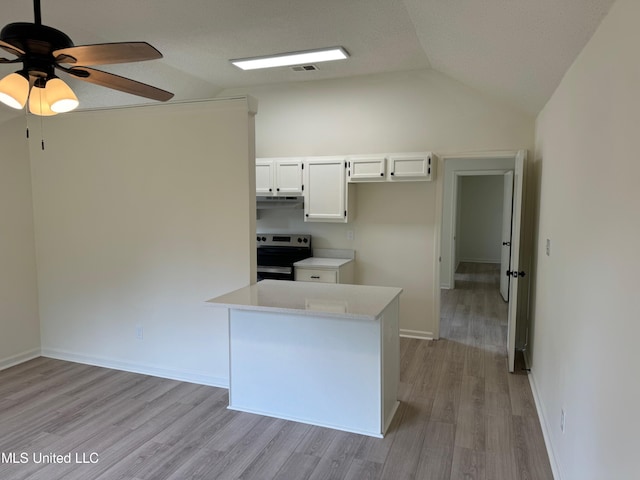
[230,46,349,70]
[28,84,57,116]
[45,77,79,113]
[0,71,30,109]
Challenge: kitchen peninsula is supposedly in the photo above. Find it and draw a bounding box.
[207,280,402,438]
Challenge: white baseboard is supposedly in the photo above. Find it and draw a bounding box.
[0,348,41,371]
[399,329,433,340]
[527,367,563,480]
[458,258,501,264]
[40,348,229,389]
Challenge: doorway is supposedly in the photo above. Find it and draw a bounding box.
[433,151,527,372]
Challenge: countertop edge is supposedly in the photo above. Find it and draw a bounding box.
[205,301,383,321]
[206,281,402,320]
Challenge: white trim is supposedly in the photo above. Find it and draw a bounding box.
[227,405,384,438]
[399,329,433,340]
[40,348,228,388]
[528,369,563,480]
[457,258,501,264]
[0,348,41,371]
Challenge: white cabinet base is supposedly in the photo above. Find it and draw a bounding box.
[227,297,400,438]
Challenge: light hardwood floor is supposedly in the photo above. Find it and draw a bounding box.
[0,262,553,480]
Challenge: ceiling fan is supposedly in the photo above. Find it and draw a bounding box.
[0,0,174,116]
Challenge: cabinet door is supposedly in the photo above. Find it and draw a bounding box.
[388,153,433,181]
[256,159,274,195]
[275,158,303,195]
[304,157,347,222]
[348,155,386,182]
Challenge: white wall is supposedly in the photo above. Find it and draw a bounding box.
[29,98,256,387]
[458,175,504,263]
[531,0,639,478]
[0,117,41,369]
[222,69,534,338]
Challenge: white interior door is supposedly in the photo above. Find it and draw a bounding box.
[500,171,514,301]
[506,151,526,372]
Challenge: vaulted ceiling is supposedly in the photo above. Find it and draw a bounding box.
[0,0,615,117]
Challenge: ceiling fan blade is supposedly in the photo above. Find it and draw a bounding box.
[0,39,24,57]
[54,42,162,66]
[0,57,20,63]
[64,66,174,102]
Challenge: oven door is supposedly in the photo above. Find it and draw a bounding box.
[257,265,294,281]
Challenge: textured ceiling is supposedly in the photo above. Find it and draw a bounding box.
[0,0,615,117]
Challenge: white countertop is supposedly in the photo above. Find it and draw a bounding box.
[293,257,353,268]
[207,280,402,320]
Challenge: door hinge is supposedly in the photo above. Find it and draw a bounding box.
[506,270,526,278]
[302,184,304,191]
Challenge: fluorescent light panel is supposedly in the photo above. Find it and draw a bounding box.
[231,47,349,70]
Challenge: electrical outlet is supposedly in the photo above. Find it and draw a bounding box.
[135,325,143,341]
[546,238,551,256]
[560,409,566,433]
[347,230,354,241]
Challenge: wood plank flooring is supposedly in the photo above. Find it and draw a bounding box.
[0,262,553,479]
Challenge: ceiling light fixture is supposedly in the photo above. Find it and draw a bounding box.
[230,46,349,71]
[0,71,30,109]
[0,71,79,116]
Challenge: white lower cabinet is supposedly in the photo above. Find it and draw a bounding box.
[294,258,355,284]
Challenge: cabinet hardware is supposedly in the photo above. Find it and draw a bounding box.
[390,172,395,176]
[502,241,511,246]
[380,173,384,176]
[311,275,320,279]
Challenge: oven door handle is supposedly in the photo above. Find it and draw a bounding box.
[256,266,293,274]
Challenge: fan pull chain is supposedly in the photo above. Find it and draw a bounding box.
[39,109,45,150]
[24,107,29,139]
[37,87,45,150]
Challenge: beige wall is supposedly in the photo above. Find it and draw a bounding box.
[458,175,504,264]
[223,69,534,337]
[29,98,256,386]
[532,0,639,478]
[0,117,41,369]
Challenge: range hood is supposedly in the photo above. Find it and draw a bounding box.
[256,196,304,210]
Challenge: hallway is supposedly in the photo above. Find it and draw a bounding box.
[390,261,553,478]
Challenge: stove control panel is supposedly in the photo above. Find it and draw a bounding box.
[257,234,311,248]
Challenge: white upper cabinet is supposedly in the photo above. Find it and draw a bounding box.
[256,159,275,195]
[304,156,349,223]
[274,158,303,195]
[387,153,434,181]
[256,158,303,196]
[347,155,386,183]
